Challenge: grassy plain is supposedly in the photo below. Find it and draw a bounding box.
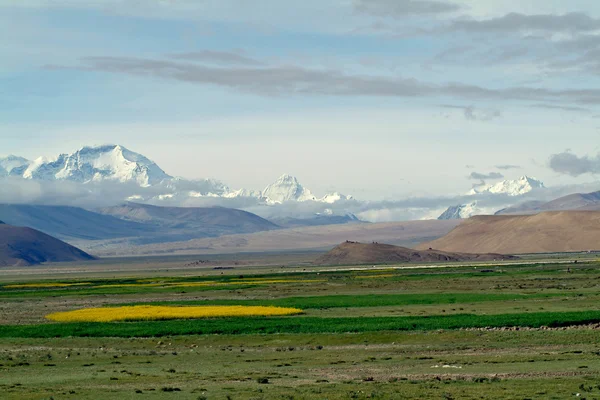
[2,254,600,399]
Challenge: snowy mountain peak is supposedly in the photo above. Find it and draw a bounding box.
[468,175,545,196]
[20,144,171,187]
[320,192,354,204]
[0,155,30,176]
[222,176,353,205]
[262,174,317,204]
[274,174,300,185]
[438,202,479,220]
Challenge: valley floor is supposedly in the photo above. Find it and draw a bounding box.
[1,254,600,399]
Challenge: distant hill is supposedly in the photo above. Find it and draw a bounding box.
[270,214,362,228]
[314,241,516,265]
[99,203,279,235]
[0,203,279,246]
[496,190,600,215]
[419,211,600,254]
[0,204,153,241]
[0,223,95,266]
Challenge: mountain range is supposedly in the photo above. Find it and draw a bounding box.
[1,145,352,206]
[438,176,546,220]
[0,203,279,246]
[467,176,545,197]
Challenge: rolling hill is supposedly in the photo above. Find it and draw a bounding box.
[99,203,279,234]
[0,222,95,266]
[0,204,153,241]
[419,211,600,254]
[496,190,600,215]
[314,241,516,265]
[0,203,279,246]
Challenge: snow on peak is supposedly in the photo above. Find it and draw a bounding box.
[438,202,479,220]
[319,192,354,204]
[262,174,317,204]
[0,155,30,176]
[223,188,263,199]
[468,175,545,196]
[222,175,354,205]
[20,144,171,187]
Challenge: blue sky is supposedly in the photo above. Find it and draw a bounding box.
[3,0,600,199]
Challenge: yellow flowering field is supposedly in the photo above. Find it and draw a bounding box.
[46,305,303,322]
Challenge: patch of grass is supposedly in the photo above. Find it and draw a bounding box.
[3,310,600,338]
[122,292,564,309]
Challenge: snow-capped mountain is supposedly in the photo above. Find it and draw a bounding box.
[225,174,354,205]
[0,155,30,176]
[440,176,546,220]
[261,174,318,204]
[3,146,352,206]
[20,145,171,187]
[320,192,354,204]
[468,176,545,196]
[438,202,479,220]
[223,188,263,200]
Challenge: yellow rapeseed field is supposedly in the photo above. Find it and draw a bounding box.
[46,305,303,322]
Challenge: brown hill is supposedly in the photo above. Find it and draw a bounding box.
[496,191,600,215]
[419,211,600,254]
[0,223,95,267]
[314,241,515,265]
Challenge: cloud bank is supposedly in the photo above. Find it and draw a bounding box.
[549,151,600,176]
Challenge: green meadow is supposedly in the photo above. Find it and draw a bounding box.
[2,258,600,399]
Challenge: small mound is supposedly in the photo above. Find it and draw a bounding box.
[314,241,516,265]
[46,305,303,322]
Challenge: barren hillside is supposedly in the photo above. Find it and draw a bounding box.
[419,211,600,254]
[314,241,516,265]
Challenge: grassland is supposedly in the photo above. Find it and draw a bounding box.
[2,255,600,399]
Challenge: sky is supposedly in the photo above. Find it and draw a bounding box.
[3,0,600,200]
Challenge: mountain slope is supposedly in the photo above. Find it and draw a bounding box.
[270,213,361,228]
[0,204,154,241]
[419,211,600,254]
[438,202,479,220]
[497,191,600,215]
[0,155,30,176]
[0,223,95,266]
[99,203,279,234]
[314,241,516,265]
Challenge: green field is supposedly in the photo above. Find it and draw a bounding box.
[2,256,600,399]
